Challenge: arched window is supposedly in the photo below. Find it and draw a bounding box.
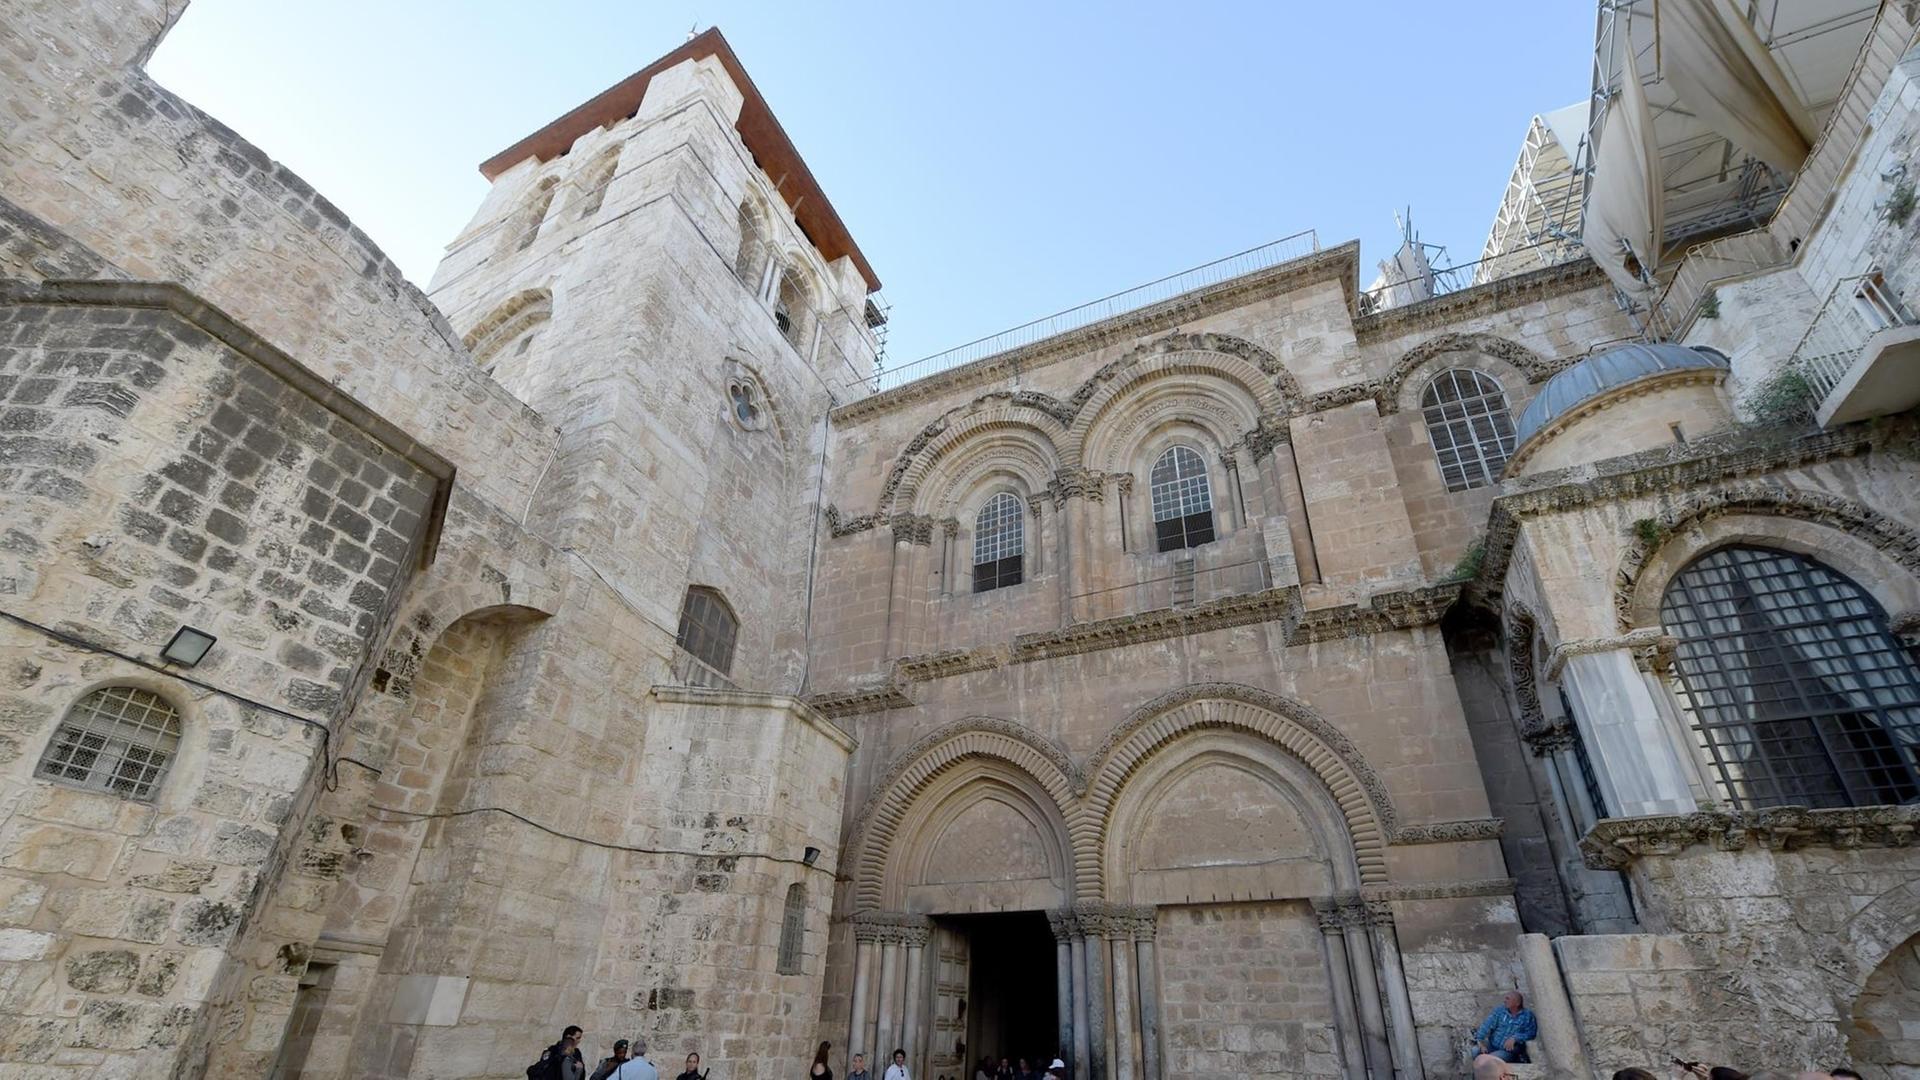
[776,882,806,975]
[1150,446,1215,552]
[1421,368,1516,491]
[1661,546,1920,809]
[734,200,767,289]
[575,148,620,218]
[513,177,559,251]
[972,492,1025,593]
[775,267,810,351]
[675,586,739,677]
[36,686,182,801]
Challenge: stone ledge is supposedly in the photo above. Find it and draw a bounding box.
[1579,804,1920,870]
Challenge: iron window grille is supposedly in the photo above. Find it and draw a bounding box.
[1421,368,1517,491]
[35,686,182,802]
[675,587,739,677]
[972,492,1025,592]
[776,882,806,974]
[1556,687,1612,824]
[1150,446,1215,552]
[1661,546,1920,810]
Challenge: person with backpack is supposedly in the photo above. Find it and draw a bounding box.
[531,1026,588,1080]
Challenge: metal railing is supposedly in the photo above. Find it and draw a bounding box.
[852,230,1321,394]
[1358,239,1585,315]
[1647,227,1789,339]
[1791,271,1914,403]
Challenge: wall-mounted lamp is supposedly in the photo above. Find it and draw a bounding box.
[802,846,821,867]
[160,625,217,668]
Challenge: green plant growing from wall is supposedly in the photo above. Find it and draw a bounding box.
[1746,365,1816,424]
[1633,518,1667,547]
[1699,287,1721,319]
[1448,539,1486,583]
[1886,176,1916,226]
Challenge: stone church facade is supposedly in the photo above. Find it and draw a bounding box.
[1,3,1919,1079]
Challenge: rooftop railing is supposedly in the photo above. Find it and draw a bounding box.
[1358,239,1586,316]
[850,230,1320,395]
[1792,270,1915,405]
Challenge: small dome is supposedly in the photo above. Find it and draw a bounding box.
[1514,343,1729,446]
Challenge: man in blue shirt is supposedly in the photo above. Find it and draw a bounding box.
[1474,990,1538,1063]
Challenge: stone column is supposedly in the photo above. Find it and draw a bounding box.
[1070,924,1091,1078]
[1132,927,1161,1080]
[1559,648,1697,817]
[1312,900,1368,1080]
[1363,902,1424,1080]
[902,921,932,1080]
[1339,901,1393,1079]
[1519,933,1590,1077]
[1108,934,1137,1080]
[1269,437,1320,584]
[875,934,902,1062]
[883,521,916,659]
[850,920,881,1063]
[1077,908,1109,1080]
[1058,472,1092,625]
[1049,910,1077,1073]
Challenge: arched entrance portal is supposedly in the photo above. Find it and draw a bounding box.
[842,691,1418,1080]
[1847,929,1920,1078]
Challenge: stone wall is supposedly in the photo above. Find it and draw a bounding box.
[1154,902,1340,1080]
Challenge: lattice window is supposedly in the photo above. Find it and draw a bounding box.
[776,268,809,350]
[675,587,739,677]
[1661,546,1920,810]
[1421,368,1516,491]
[1149,445,1215,552]
[776,882,806,975]
[35,687,182,802]
[972,492,1025,593]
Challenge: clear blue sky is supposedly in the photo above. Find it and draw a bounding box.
[148,1,1595,367]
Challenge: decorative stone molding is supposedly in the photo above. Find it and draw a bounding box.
[895,645,1008,682]
[824,504,883,537]
[1243,415,1292,457]
[1471,422,1880,602]
[830,245,1358,427]
[1543,627,1671,680]
[1289,584,1461,645]
[1070,902,1157,940]
[460,286,552,360]
[1610,479,1920,632]
[1046,908,1077,943]
[1358,878,1518,903]
[1390,818,1505,845]
[1064,332,1300,418]
[1893,609,1920,648]
[1522,720,1578,756]
[806,680,913,720]
[1310,894,1394,929]
[889,513,936,545]
[1302,331,1563,418]
[843,717,1082,912]
[1353,257,1609,340]
[1580,805,1920,870]
[1085,682,1398,887]
[1014,587,1301,661]
[850,911,934,945]
[1504,602,1545,736]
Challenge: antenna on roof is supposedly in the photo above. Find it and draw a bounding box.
[687,23,701,41]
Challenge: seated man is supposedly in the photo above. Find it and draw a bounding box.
[1474,990,1538,1064]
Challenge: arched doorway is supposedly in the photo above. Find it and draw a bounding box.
[1846,929,1920,1077]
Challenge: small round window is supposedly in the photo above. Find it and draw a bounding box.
[728,379,763,430]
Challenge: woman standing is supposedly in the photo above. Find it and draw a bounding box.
[676,1052,706,1080]
[809,1041,834,1080]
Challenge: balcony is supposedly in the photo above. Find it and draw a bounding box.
[1792,271,1920,427]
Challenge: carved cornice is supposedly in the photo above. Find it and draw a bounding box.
[1521,717,1577,756]
[1310,894,1394,930]
[1543,627,1671,680]
[1358,878,1518,903]
[1244,416,1292,457]
[825,504,883,538]
[1353,257,1609,341]
[1894,609,1920,648]
[1580,805,1920,870]
[814,583,1463,718]
[806,679,914,719]
[890,513,936,545]
[1390,818,1505,845]
[830,244,1358,427]
[1505,602,1544,736]
[1472,423,1881,603]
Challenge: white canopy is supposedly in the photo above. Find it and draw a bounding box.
[1661,0,1821,174]
[1584,46,1666,299]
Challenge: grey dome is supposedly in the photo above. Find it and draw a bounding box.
[1513,343,1729,446]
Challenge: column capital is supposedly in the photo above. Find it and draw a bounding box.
[851,911,932,944]
[1071,901,1156,940]
[1310,894,1393,930]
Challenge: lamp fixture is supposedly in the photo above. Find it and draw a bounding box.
[160,625,217,668]
[802,846,821,867]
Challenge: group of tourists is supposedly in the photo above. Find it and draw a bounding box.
[527,1027,708,1080]
[965,1055,1069,1080]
